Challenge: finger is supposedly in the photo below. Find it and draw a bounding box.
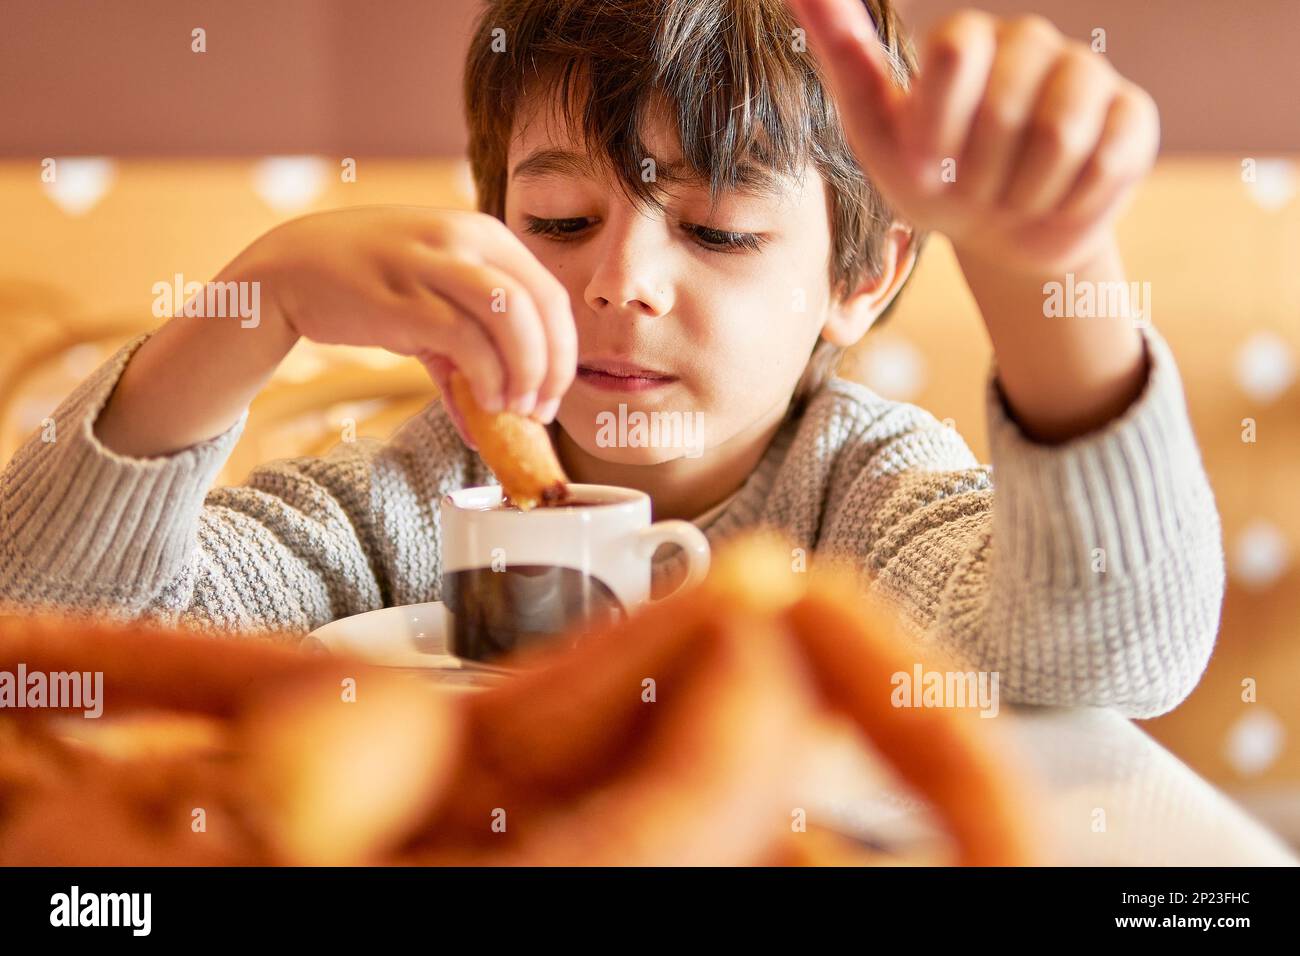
[955,15,1064,206]
[422,354,477,450]
[904,10,997,182]
[522,290,576,424]
[409,246,549,414]
[1001,46,1117,218]
[1055,83,1160,223]
[531,304,576,424]
[786,0,907,183]
[408,293,508,415]
[461,216,579,414]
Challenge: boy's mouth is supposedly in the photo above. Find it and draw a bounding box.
[576,359,677,393]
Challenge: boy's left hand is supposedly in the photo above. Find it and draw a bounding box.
[788,0,1159,277]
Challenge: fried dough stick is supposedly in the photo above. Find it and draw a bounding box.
[0,718,251,866]
[693,535,1039,864]
[0,617,457,866]
[400,605,823,866]
[236,669,459,865]
[0,534,1038,868]
[664,534,1037,865]
[413,532,1039,866]
[0,614,352,719]
[784,564,1042,866]
[404,585,719,844]
[448,370,569,509]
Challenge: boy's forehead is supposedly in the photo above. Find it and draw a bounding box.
[509,145,791,201]
[505,86,812,207]
[510,85,677,165]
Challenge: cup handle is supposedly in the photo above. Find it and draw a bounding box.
[633,520,711,599]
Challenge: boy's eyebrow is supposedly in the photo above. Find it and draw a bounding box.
[511,147,597,182]
[510,147,788,199]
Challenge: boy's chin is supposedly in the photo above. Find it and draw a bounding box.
[561,426,708,466]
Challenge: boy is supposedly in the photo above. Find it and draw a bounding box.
[0,0,1223,718]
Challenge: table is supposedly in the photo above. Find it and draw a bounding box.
[791,704,1300,866]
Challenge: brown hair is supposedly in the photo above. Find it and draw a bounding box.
[463,0,923,417]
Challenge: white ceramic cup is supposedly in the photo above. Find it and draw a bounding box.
[440,483,710,663]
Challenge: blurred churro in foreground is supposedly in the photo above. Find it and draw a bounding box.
[0,532,1038,866]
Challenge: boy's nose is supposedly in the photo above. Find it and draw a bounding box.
[588,289,664,319]
[582,218,673,319]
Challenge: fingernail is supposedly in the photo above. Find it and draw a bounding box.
[534,397,561,422]
[482,391,504,413]
[510,390,537,415]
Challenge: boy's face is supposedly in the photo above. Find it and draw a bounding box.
[503,92,841,465]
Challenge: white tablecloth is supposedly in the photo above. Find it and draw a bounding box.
[795,704,1299,866]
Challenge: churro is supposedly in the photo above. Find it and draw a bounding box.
[448,370,569,510]
[0,533,1036,866]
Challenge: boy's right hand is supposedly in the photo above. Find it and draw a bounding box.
[245,205,577,445]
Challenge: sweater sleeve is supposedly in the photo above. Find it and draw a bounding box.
[820,324,1225,719]
[1,333,486,637]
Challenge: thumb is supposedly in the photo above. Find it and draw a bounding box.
[422,354,478,451]
[787,0,907,177]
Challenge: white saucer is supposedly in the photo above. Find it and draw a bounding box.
[307,602,510,690]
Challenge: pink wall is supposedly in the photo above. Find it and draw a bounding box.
[1,0,1296,156]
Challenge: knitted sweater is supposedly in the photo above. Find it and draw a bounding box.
[0,324,1225,718]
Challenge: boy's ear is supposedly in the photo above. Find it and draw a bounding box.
[821,222,918,347]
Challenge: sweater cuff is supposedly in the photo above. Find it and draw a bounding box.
[986,323,1212,589]
[1,332,247,602]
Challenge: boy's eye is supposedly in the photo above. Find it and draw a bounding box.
[685,224,768,252]
[523,216,591,238]
[522,215,767,253]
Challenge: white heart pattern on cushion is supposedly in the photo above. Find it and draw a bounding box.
[41,157,116,216]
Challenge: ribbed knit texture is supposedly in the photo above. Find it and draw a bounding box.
[0,325,1225,717]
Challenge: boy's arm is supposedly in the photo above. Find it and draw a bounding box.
[790,1,1162,438]
[1,331,247,620]
[160,393,488,635]
[0,333,486,634]
[788,3,1224,715]
[820,321,1224,719]
[93,246,300,458]
[4,204,576,631]
[954,237,1149,443]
